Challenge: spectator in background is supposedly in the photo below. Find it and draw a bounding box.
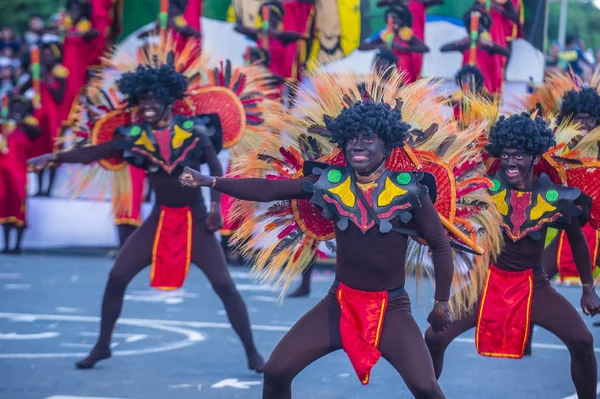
[24,15,45,47]
[545,41,563,75]
[0,28,21,58]
[0,57,15,99]
[46,14,62,35]
[559,35,593,77]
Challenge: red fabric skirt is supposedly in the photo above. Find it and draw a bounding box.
[150,206,193,290]
[337,282,388,385]
[0,130,29,226]
[114,165,146,226]
[408,1,425,81]
[462,47,502,94]
[475,265,534,359]
[557,224,599,282]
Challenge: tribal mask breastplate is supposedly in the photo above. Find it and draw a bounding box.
[305,165,428,234]
[117,115,213,174]
[489,172,582,242]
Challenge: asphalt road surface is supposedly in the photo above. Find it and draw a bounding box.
[0,254,598,399]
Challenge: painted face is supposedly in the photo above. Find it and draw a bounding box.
[389,11,404,33]
[499,148,535,189]
[315,0,341,51]
[139,92,167,125]
[9,102,26,124]
[344,131,386,174]
[573,113,599,134]
[68,2,83,22]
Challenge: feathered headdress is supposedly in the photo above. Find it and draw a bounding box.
[228,66,503,317]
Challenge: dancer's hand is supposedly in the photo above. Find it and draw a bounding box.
[581,284,600,316]
[427,300,452,332]
[206,203,223,232]
[179,166,214,188]
[27,153,56,173]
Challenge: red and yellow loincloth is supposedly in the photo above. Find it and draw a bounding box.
[475,265,534,359]
[150,205,193,290]
[557,224,599,284]
[336,281,389,385]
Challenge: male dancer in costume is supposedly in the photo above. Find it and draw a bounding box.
[359,3,429,84]
[450,65,492,125]
[28,51,266,372]
[425,113,600,398]
[181,99,454,398]
[0,96,41,253]
[440,8,509,94]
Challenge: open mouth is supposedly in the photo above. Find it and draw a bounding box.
[143,109,157,119]
[351,154,369,162]
[505,167,519,178]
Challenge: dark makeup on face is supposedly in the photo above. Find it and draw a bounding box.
[138,92,172,128]
[499,148,537,190]
[344,131,386,182]
[9,102,26,124]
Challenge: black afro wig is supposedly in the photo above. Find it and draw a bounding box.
[386,4,413,27]
[117,63,188,107]
[462,8,492,33]
[559,87,600,120]
[486,112,555,157]
[455,65,484,91]
[324,100,410,155]
[65,0,92,20]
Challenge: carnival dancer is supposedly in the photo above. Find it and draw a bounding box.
[424,113,600,398]
[440,8,508,94]
[27,36,279,372]
[30,38,67,197]
[234,1,306,83]
[0,95,41,254]
[377,0,444,81]
[180,66,502,398]
[450,65,495,125]
[359,2,429,84]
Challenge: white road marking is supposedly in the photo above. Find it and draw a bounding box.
[79,332,148,343]
[561,381,600,399]
[59,343,94,349]
[0,273,23,279]
[339,373,350,378]
[169,384,194,389]
[46,396,132,399]
[4,284,31,290]
[453,337,600,353]
[55,307,80,313]
[234,284,275,292]
[0,313,204,359]
[250,295,278,303]
[211,378,261,389]
[124,295,183,305]
[228,271,252,279]
[0,332,60,339]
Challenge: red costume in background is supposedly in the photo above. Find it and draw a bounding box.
[114,165,146,228]
[462,47,501,94]
[183,0,202,31]
[0,120,39,227]
[393,37,419,83]
[89,0,121,66]
[408,1,425,81]
[283,1,315,81]
[30,67,67,157]
[62,33,89,125]
[556,224,599,284]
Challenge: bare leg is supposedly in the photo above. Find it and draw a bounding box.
[263,293,341,399]
[531,284,597,398]
[191,221,264,372]
[75,213,156,369]
[425,305,477,379]
[380,294,446,398]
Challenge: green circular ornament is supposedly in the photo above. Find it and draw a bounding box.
[397,173,411,185]
[327,169,342,184]
[546,189,559,202]
[183,120,194,130]
[130,126,142,137]
[490,179,501,192]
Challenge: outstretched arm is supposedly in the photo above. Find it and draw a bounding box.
[565,218,600,316]
[440,38,469,53]
[411,194,454,331]
[493,1,519,24]
[179,166,315,201]
[393,37,429,53]
[234,25,259,42]
[359,37,385,51]
[481,40,510,58]
[28,138,122,172]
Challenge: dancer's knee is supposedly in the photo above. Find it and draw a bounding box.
[107,268,131,290]
[212,280,239,300]
[565,328,594,355]
[424,327,446,353]
[263,358,294,389]
[408,377,444,399]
